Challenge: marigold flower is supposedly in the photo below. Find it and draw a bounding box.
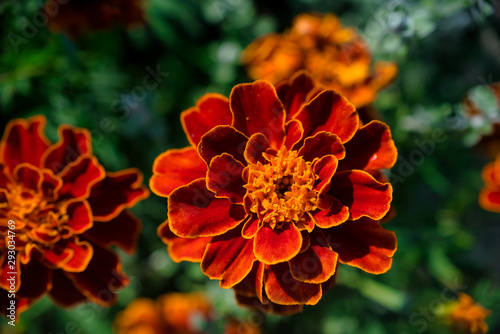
[44,0,146,38]
[114,292,214,334]
[444,293,491,334]
[241,13,397,109]
[0,116,148,315]
[151,72,397,314]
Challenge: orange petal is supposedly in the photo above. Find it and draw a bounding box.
[340,120,397,171]
[313,155,338,193]
[254,223,302,265]
[242,215,260,239]
[479,189,500,213]
[84,210,141,254]
[87,169,149,222]
[284,119,304,150]
[264,262,322,305]
[168,179,247,238]
[0,253,21,292]
[181,93,232,146]
[58,155,106,199]
[62,239,94,272]
[157,220,210,263]
[324,218,397,274]
[233,261,266,303]
[294,90,358,143]
[289,229,338,283]
[311,197,349,228]
[230,80,286,149]
[276,71,317,120]
[201,225,256,288]
[330,170,392,220]
[299,132,345,162]
[207,153,246,204]
[42,246,74,269]
[198,125,248,165]
[150,147,207,198]
[42,126,92,174]
[13,164,42,192]
[0,115,51,172]
[65,200,93,234]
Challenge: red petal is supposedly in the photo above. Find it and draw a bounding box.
[294,90,358,143]
[65,245,129,306]
[150,147,207,198]
[168,179,247,238]
[49,271,87,307]
[201,225,256,288]
[244,133,271,165]
[479,189,500,213]
[58,156,106,199]
[62,239,94,272]
[0,116,50,172]
[311,198,349,228]
[207,153,246,204]
[87,169,149,221]
[42,246,73,269]
[324,218,397,274]
[181,93,232,146]
[254,223,302,265]
[313,155,338,193]
[84,210,141,254]
[233,261,265,303]
[41,169,63,200]
[230,80,286,149]
[13,164,42,192]
[242,215,260,239]
[276,71,316,120]
[0,253,20,292]
[264,263,322,305]
[16,260,52,301]
[157,220,210,263]
[339,121,397,171]
[65,200,93,234]
[289,229,338,283]
[198,125,248,165]
[330,170,392,220]
[299,132,345,162]
[284,119,304,150]
[43,126,92,174]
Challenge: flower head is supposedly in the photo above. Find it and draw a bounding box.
[241,13,397,108]
[445,293,491,334]
[0,116,148,315]
[151,73,398,314]
[44,0,146,38]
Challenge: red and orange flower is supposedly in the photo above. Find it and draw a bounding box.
[114,292,213,334]
[151,72,398,314]
[241,13,397,110]
[0,116,148,315]
[44,0,146,38]
[444,293,491,334]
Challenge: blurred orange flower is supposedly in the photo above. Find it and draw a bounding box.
[445,293,491,334]
[151,73,397,314]
[0,116,148,315]
[479,153,500,213]
[44,0,146,37]
[241,13,397,109]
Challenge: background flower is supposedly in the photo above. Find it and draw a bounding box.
[152,73,397,314]
[0,116,149,315]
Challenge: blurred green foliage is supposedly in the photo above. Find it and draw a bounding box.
[1,0,500,333]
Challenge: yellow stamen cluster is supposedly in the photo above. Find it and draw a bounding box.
[244,147,318,229]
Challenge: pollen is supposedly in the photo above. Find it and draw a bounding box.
[244,147,318,229]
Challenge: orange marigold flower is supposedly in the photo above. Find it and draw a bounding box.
[44,0,146,38]
[151,72,397,314]
[241,13,397,109]
[445,293,491,334]
[0,116,148,315]
[114,292,214,334]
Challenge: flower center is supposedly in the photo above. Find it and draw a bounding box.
[244,147,318,229]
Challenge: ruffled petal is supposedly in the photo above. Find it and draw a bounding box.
[311,197,349,228]
[198,125,248,165]
[62,239,94,272]
[201,225,256,288]
[43,126,92,174]
[87,169,149,222]
[13,164,42,192]
[58,156,106,199]
[157,220,210,263]
[168,179,247,238]
[254,223,302,265]
[242,215,260,239]
[244,133,271,165]
[181,93,232,146]
[330,170,392,220]
[294,90,358,143]
[0,116,51,172]
[207,153,246,204]
[65,200,93,234]
[276,71,317,120]
[323,218,397,274]
[284,119,304,150]
[339,121,397,171]
[313,155,338,193]
[0,253,20,292]
[150,147,207,198]
[264,262,322,305]
[84,210,141,254]
[299,132,345,163]
[230,80,286,149]
[233,261,265,303]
